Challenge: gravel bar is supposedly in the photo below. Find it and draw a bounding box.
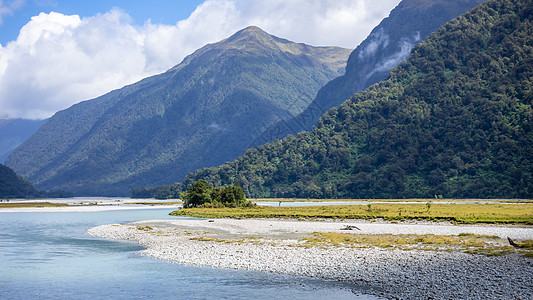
[87,219,533,299]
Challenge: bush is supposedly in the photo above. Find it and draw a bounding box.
[181,180,250,208]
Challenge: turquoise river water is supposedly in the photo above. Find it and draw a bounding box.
[0,207,380,299]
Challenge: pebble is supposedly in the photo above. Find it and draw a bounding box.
[87,219,533,300]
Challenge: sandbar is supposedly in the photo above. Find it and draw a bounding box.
[88,218,533,299]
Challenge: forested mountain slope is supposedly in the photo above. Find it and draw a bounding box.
[5,26,350,196]
[0,163,38,198]
[255,0,485,146]
[164,0,533,199]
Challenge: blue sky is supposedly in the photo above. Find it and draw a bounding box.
[0,0,401,119]
[0,0,205,45]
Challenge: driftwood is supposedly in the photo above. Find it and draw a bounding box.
[507,237,518,247]
[340,225,361,231]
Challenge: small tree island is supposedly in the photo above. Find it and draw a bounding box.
[180,180,253,208]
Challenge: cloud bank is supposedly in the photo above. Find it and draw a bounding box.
[0,0,400,119]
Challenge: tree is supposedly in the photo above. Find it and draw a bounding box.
[180,180,249,208]
[181,180,212,208]
[219,185,246,206]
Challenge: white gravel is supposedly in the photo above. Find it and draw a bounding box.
[87,218,533,299]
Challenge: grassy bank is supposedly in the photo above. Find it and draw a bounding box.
[0,202,70,208]
[251,198,533,203]
[130,201,183,205]
[171,203,533,225]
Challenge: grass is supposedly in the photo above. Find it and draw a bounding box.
[170,203,533,225]
[181,229,532,257]
[130,201,183,205]
[189,235,262,245]
[136,225,153,231]
[299,232,523,256]
[0,202,70,208]
[511,239,533,250]
[251,198,533,203]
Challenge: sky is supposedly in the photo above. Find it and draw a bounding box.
[0,0,401,120]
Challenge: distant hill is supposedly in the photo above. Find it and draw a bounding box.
[0,118,46,163]
[254,0,486,146]
[0,163,38,198]
[5,26,350,196]
[156,0,532,199]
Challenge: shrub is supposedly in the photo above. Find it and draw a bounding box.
[181,180,250,208]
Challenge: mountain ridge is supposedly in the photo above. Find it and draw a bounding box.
[6,26,351,196]
[0,118,46,163]
[253,0,486,146]
[151,0,532,199]
[0,163,38,198]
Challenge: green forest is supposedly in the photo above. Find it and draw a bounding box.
[133,0,532,200]
[0,163,38,198]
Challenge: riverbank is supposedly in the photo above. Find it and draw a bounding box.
[0,197,182,212]
[171,203,533,224]
[88,218,533,299]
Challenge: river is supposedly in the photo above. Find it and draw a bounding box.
[0,206,379,299]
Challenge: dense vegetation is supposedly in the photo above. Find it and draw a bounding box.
[144,0,533,199]
[256,0,485,146]
[180,180,250,208]
[6,27,350,196]
[0,163,38,198]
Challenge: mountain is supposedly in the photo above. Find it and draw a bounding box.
[0,163,38,198]
[160,0,533,199]
[0,118,46,163]
[253,0,486,146]
[5,26,351,196]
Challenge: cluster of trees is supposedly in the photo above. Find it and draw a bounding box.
[133,0,532,200]
[180,180,251,208]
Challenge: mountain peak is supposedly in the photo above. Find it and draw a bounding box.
[238,25,267,34]
[6,24,351,195]
[222,25,281,51]
[174,26,350,74]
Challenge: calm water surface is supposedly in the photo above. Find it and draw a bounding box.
[0,208,379,299]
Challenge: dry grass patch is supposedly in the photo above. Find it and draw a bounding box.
[299,232,526,256]
[189,236,263,245]
[0,202,70,208]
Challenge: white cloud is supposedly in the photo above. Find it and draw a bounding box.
[0,0,400,119]
[368,31,422,77]
[358,28,389,60]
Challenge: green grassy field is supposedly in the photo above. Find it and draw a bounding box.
[251,198,533,203]
[171,203,533,224]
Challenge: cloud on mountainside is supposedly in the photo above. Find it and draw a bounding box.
[358,28,389,60]
[365,31,421,79]
[0,0,400,119]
